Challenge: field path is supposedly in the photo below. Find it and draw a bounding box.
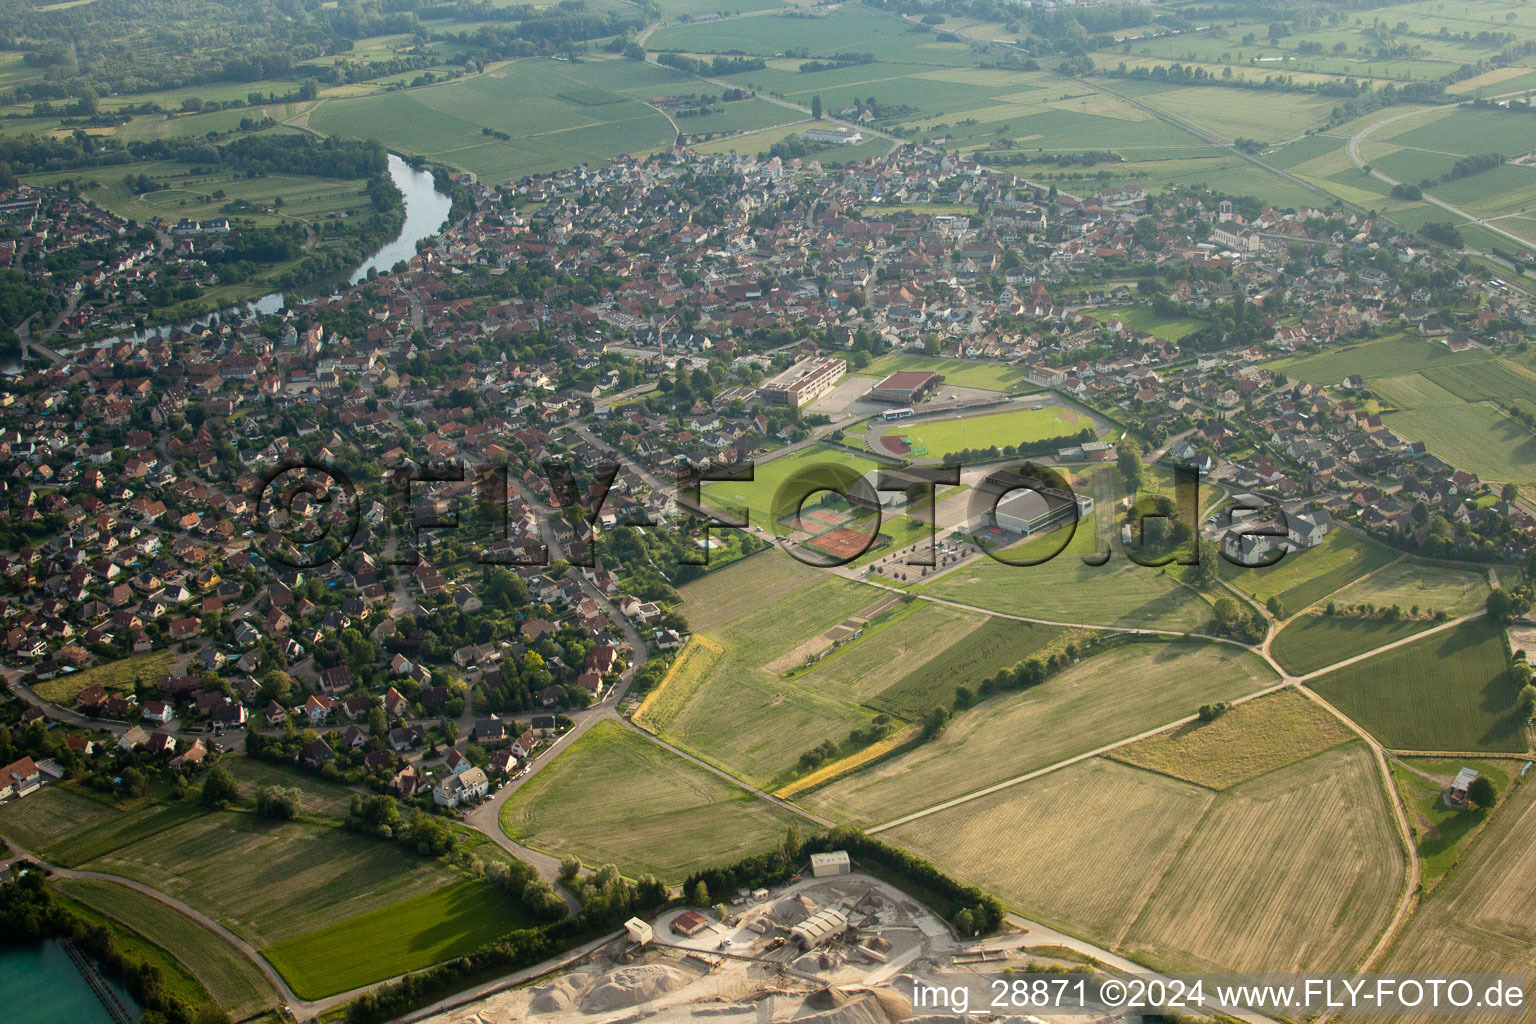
[0,842,303,1011]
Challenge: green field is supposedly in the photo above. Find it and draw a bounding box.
[1272,613,1436,676]
[922,514,1215,632]
[852,352,1035,392]
[1109,687,1357,790]
[1223,529,1398,616]
[1390,756,1517,886]
[1326,560,1489,618]
[798,602,988,704]
[261,881,534,998]
[83,811,464,947]
[868,616,1072,719]
[309,56,695,182]
[660,569,884,786]
[804,640,1278,826]
[1309,618,1527,752]
[871,404,1099,460]
[501,720,798,880]
[1271,336,1483,386]
[32,650,177,705]
[0,786,122,852]
[58,879,279,1018]
[701,443,879,533]
[1383,402,1536,486]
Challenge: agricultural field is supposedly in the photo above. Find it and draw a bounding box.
[868,616,1074,719]
[501,720,799,881]
[1308,618,1527,752]
[921,513,1214,632]
[308,57,694,183]
[82,811,464,947]
[887,758,1217,949]
[57,879,279,1018]
[803,640,1278,826]
[1108,687,1357,790]
[890,742,1403,974]
[0,785,122,852]
[1364,778,1536,1024]
[1271,612,1441,677]
[850,352,1037,392]
[1271,336,1484,386]
[1390,757,1517,886]
[222,756,360,819]
[1117,743,1405,974]
[798,602,989,705]
[868,404,1100,460]
[1326,560,1489,618]
[1221,528,1397,616]
[1089,304,1205,342]
[32,649,178,705]
[659,567,884,786]
[25,157,376,232]
[667,549,825,635]
[1382,403,1536,487]
[1422,358,1536,418]
[261,881,535,998]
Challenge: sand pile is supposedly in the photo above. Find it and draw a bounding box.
[529,974,595,1012]
[804,988,852,1010]
[771,896,818,925]
[580,964,695,1013]
[796,990,912,1024]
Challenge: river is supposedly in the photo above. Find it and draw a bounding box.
[0,940,142,1024]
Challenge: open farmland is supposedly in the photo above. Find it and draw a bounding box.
[669,550,825,635]
[868,616,1073,719]
[1308,618,1526,752]
[1271,336,1484,386]
[887,758,1216,949]
[922,514,1214,631]
[82,811,464,947]
[1382,403,1536,486]
[799,602,988,704]
[657,568,883,786]
[1326,561,1489,618]
[804,640,1277,826]
[1362,779,1536,1024]
[308,57,697,183]
[1221,528,1396,615]
[1119,743,1404,974]
[1108,687,1356,790]
[222,756,359,819]
[889,743,1403,974]
[501,720,798,881]
[0,786,122,852]
[870,404,1099,460]
[261,881,535,998]
[1272,613,1439,676]
[57,879,279,1018]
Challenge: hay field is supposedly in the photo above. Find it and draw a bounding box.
[1108,687,1356,789]
[501,720,798,880]
[802,641,1277,826]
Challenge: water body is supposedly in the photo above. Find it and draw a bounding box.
[0,940,142,1024]
[10,153,452,366]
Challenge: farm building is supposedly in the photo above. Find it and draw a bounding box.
[625,918,654,946]
[672,910,710,937]
[810,850,851,877]
[790,907,850,949]
[1449,767,1479,806]
[866,370,942,404]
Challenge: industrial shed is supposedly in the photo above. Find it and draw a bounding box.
[791,907,850,949]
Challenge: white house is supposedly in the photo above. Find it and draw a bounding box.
[433,766,489,807]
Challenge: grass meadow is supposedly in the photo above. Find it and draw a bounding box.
[1309,618,1526,752]
[501,720,798,880]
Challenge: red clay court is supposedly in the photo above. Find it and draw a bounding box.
[806,527,879,560]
